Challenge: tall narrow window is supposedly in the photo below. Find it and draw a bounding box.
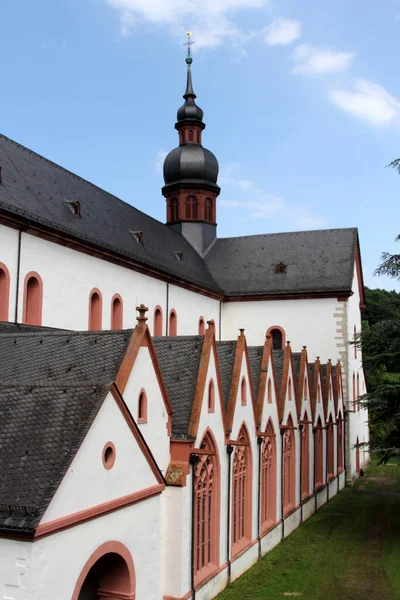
[169,309,177,336]
[356,373,360,412]
[111,294,123,330]
[301,418,310,499]
[189,129,194,141]
[185,196,198,220]
[194,432,220,580]
[352,372,356,411]
[327,419,334,479]
[208,380,215,413]
[267,378,272,404]
[0,264,10,321]
[303,378,308,401]
[261,421,276,529]
[89,288,102,331]
[288,377,293,401]
[354,325,357,358]
[154,306,163,336]
[337,416,343,472]
[23,272,43,326]
[267,327,285,350]
[283,419,296,513]
[314,419,323,488]
[138,390,148,423]
[198,317,205,335]
[232,426,252,554]
[241,377,247,406]
[317,384,321,404]
[205,198,213,222]
[170,198,179,221]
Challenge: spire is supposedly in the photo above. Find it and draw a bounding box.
[177,32,203,124]
[183,32,196,99]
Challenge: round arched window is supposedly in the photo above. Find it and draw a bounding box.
[102,442,116,470]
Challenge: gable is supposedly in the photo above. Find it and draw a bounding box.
[39,390,162,526]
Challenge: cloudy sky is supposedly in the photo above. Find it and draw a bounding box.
[1,0,399,290]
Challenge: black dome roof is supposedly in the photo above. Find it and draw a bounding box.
[163,144,219,186]
[177,99,204,123]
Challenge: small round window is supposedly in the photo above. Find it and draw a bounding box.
[102,442,116,470]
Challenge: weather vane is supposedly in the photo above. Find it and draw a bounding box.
[183,31,195,62]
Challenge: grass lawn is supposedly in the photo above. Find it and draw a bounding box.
[217,460,400,600]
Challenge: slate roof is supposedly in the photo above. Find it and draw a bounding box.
[247,346,263,400]
[0,134,360,299]
[152,336,203,439]
[216,341,237,408]
[0,134,221,294]
[0,321,64,333]
[0,329,132,533]
[204,229,358,296]
[273,350,285,396]
[291,352,302,391]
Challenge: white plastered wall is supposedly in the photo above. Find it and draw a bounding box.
[0,224,19,322]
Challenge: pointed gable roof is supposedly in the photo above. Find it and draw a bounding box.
[333,361,344,417]
[216,340,237,409]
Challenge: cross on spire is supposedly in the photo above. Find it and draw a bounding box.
[183,31,195,63]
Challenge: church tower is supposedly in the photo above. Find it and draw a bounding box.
[162,40,220,255]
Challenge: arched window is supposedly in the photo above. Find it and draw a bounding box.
[154,306,163,336]
[196,131,201,143]
[185,196,198,220]
[352,372,356,411]
[205,198,213,222]
[267,326,285,350]
[355,437,360,475]
[111,294,123,330]
[194,431,220,579]
[89,289,102,331]
[267,378,272,404]
[189,129,194,141]
[314,418,323,488]
[261,420,276,529]
[288,377,293,401]
[327,418,334,479]
[169,309,177,336]
[198,317,205,335]
[23,272,43,326]
[283,418,296,514]
[170,197,179,222]
[0,263,10,321]
[138,390,147,423]
[241,377,247,406]
[356,373,360,412]
[208,379,215,413]
[337,415,343,472]
[180,131,184,145]
[232,425,252,553]
[301,417,310,499]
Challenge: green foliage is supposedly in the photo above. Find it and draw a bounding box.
[364,287,400,325]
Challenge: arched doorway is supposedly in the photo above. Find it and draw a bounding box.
[73,542,136,600]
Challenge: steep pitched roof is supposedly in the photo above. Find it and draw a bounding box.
[0,134,221,294]
[204,228,358,296]
[215,341,237,409]
[0,328,132,534]
[152,336,203,439]
[247,346,263,402]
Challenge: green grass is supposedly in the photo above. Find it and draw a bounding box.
[217,460,400,600]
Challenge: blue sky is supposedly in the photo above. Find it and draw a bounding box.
[1,0,399,290]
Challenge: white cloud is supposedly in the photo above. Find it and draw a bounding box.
[329,79,400,126]
[262,18,302,46]
[291,43,354,75]
[155,149,168,175]
[106,0,268,47]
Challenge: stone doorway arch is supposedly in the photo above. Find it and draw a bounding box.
[72,541,136,600]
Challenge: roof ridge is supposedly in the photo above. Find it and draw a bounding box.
[0,328,134,338]
[216,227,357,242]
[0,381,113,389]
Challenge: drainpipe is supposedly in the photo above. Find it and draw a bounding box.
[298,423,303,524]
[189,453,199,600]
[326,425,329,503]
[14,230,22,323]
[257,436,262,560]
[280,429,285,541]
[165,282,170,335]
[226,444,233,584]
[313,428,317,513]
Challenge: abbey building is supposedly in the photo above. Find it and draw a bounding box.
[0,54,368,599]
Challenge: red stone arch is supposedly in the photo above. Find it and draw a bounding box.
[283,415,296,514]
[22,271,43,326]
[337,412,344,472]
[232,422,253,555]
[154,305,163,336]
[266,325,286,350]
[261,418,277,529]
[169,309,177,336]
[315,417,324,487]
[111,294,123,330]
[301,412,310,499]
[194,428,221,582]
[0,262,10,321]
[327,415,334,479]
[89,288,102,331]
[72,541,136,600]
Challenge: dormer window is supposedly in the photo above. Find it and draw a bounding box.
[130,230,144,245]
[173,251,184,263]
[276,263,286,274]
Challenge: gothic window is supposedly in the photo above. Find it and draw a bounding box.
[327,418,334,479]
[23,272,43,326]
[0,264,10,321]
[111,295,123,330]
[288,377,293,401]
[169,309,177,336]
[89,289,102,331]
[314,419,323,488]
[357,373,360,412]
[337,416,343,472]
[154,306,163,336]
[352,372,356,410]
[205,198,213,222]
[170,197,179,221]
[241,377,247,406]
[283,420,296,513]
[198,317,205,335]
[267,378,272,404]
[194,432,219,578]
[138,390,147,423]
[301,419,310,499]
[208,380,215,413]
[261,421,276,528]
[185,196,198,220]
[232,426,251,552]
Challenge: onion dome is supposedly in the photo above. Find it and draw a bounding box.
[163,144,219,186]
